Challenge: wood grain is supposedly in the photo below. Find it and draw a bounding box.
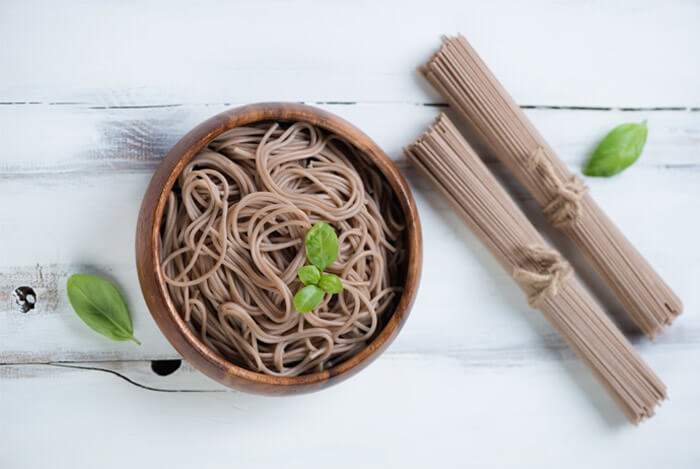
[3,344,700,468]
[2,0,699,106]
[1,104,698,177]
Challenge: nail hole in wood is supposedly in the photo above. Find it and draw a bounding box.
[13,286,36,313]
[151,359,182,376]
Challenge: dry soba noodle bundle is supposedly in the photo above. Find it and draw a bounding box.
[160,121,405,377]
[405,114,665,423]
[419,34,681,337]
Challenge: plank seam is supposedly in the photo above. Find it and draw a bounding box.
[1,101,699,112]
[0,362,229,393]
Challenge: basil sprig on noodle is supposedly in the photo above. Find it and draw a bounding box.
[294,222,343,313]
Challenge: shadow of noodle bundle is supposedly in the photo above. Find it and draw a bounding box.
[161,121,405,376]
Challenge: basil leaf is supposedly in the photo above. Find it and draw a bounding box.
[305,222,339,271]
[584,121,648,177]
[318,273,343,294]
[66,274,141,344]
[293,285,324,313]
[297,265,321,286]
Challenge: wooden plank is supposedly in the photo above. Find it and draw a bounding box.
[0,104,698,177]
[1,165,697,363]
[2,344,699,467]
[1,0,699,106]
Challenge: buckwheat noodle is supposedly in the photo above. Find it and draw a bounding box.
[420,34,682,337]
[160,121,405,377]
[405,114,665,423]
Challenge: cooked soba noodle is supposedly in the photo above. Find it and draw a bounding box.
[160,121,405,376]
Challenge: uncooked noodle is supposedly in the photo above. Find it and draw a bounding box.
[160,121,405,376]
[404,114,665,423]
[419,34,681,337]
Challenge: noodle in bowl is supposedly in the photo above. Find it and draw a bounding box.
[148,105,419,385]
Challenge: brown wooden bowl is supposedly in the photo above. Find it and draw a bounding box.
[135,102,422,395]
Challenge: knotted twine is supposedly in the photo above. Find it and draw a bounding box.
[513,245,573,307]
[528,147,589,229]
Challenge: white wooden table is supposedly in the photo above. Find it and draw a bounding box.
[2,1,699,467]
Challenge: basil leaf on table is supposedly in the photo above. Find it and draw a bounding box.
[583,121,648,177]
[297,265,321,286]
[318,273,343,294]
[305,222,338,271]
[293,285,324,313]
[66,274,141,344]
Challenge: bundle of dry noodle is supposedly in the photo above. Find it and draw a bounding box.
[404,114,665,423]
[420,34,681,338]
[160,121,405,376]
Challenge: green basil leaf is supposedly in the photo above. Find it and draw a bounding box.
[584,121,648,177]
[305,222,339,271]
[318,273,343,294]
[293,285,324,313]
[297,265,321,285]
[66,274,141,344]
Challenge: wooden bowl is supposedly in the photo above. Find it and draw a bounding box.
[135,103,422,395]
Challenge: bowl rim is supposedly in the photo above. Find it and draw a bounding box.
[136,102,422,393]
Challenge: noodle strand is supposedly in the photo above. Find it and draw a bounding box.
[161,121,405,377]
